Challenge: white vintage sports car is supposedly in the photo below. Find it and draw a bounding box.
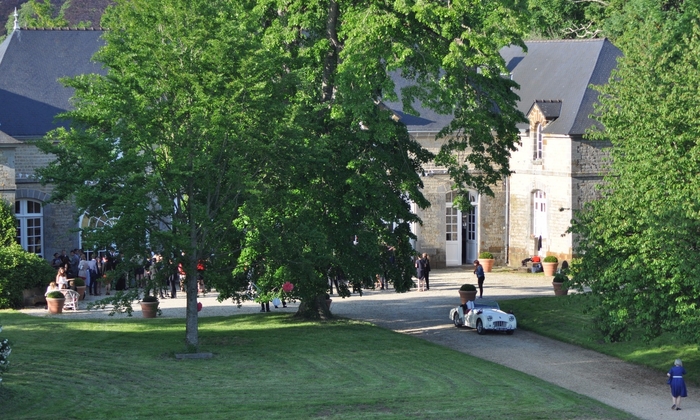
[449,300,516,335]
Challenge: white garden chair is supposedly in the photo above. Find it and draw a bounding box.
[61,289,80,311]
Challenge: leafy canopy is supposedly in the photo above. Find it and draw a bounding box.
[569,0,700,342]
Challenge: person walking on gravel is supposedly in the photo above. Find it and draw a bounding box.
[473,260,485,298]
[667,358,687,411]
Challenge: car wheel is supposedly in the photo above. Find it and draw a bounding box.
[476,319,485,335]
[453,312,462,328]
[506,330,514,335]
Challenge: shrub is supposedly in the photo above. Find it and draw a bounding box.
[0,244,57,309]
[72,278,85,287]
[141,295,158,303]
[543,255,558,263]
[553,273,568,283]
[459,284,477,291]
[478,251,494,259]
[0,325,10,383]
[46,291,64,299]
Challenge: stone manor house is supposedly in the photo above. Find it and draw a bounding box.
[0,27,621,268]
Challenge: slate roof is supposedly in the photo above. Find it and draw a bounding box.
[387,38,622,136]
[0,28,106,139]
[529,100,562,120]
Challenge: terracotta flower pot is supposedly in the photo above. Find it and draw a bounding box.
[459,290,477,304]
[326,299,332,309]
[478,258,495,272]
[542,262,558,276]
[140,301,159,318]
[46,297,65,314]
[552,282,568,296]
[76,286,86,300]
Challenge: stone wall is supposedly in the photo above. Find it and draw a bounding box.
[507,133,612,265]
[11,142,79,259]
[0,146,17,203]
[410,132,507,268]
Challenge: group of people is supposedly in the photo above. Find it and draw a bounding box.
[48,249,108,297]
[414,253,431,291]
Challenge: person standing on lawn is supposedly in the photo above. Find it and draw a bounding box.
[667,359,687,411]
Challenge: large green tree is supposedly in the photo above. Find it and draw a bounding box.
[39,0,283,348]
[569,0,700,342]
[215,0,529,317]
[41,0,529,340]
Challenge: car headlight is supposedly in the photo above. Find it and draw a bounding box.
[509,316,515,322]
[486,315,493,321]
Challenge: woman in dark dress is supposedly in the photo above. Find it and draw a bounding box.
[667,358,687,411]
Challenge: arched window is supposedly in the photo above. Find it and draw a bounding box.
[533,123,543,160]
[79,211,120,260]
[15,199,43,257]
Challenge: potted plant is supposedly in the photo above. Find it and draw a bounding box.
[458,284,477,304]
[478,251,495,272]
[325,293,332,310]
[140,295,160,318]
[72,278,86,300]
[45,290,65,314]
[542,255,559,276]
[552,272,568,296]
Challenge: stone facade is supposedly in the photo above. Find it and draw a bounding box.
[508,131,611,265]
[4,140,80,258]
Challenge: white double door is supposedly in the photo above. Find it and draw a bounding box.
[445,197,478,266]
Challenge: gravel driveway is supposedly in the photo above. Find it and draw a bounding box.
[23,268,694,419]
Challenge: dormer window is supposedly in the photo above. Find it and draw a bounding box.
[527,100,562,163]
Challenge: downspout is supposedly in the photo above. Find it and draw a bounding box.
[505,175,510,265]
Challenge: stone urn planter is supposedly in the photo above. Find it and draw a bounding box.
[140,298,159,318]
[478,252,495,272]
[46,291,65,314]
[458,284,477,304]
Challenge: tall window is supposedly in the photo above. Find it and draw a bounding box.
[15,199,43,257]
[533,123,543,160]
[532,190,547,239]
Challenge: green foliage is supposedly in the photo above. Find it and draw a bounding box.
[570,2,700,342]
[45,291,64,299]
[503,295,700,385]
[543,255,558,263]
[478,251,494,259]
[72,277,85,287]
[460,283,477,292]
[141,295,158,303]
[552,272,568,283]
[87,290,141,316]
[0,244,56,308]
[0,200,16,246]
[39,0,530,329]
[0,325,10,380]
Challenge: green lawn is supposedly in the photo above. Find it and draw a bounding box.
[0,311,632,419]
[501,294,700,385]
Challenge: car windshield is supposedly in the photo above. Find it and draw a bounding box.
[474,300,499,310]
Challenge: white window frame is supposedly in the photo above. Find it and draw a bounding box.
[15,199,43,257]
[533,190,547,239]
[533,123,543,161]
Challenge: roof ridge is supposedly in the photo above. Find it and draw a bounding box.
[524,38,607,44]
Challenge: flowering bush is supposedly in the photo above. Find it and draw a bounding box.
[0,326,11,384]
